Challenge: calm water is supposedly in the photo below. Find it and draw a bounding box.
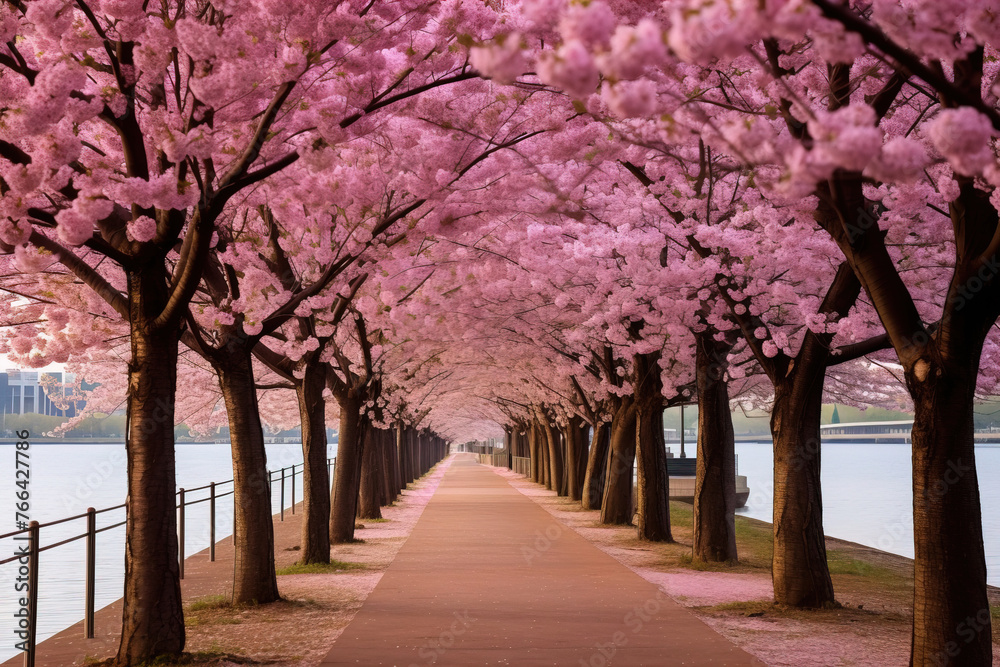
[0,442,327,663]
[735,441,1000,588]
[0,442,997,662]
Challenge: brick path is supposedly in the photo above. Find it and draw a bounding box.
[320,453,761,666]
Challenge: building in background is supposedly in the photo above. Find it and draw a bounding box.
[0,370,82,418]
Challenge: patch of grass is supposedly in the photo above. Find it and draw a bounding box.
[282,596,321,608]
[365,517,390,523]
[669,501,693,529]
[678,552,720,571]
[277,560,365,575]
[186,615,242,628]
[733,517,774,569]
[187,594,231,612]
[826,550,902,587]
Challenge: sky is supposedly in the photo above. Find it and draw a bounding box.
[0,354,64,372]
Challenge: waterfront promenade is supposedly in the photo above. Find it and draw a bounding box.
[320,454,759,666]
[8,453,761,666]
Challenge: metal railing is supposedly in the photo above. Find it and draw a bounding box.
[512,456,530,476]
[1,456,336,667]
[475,452,508,467]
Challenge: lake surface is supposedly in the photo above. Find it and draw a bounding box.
[0,441,997,662]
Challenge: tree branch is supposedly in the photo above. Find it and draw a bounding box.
[29,231,129,318]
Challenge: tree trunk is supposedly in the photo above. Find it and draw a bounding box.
[410,427,420,481]
[577,421,590,491]
[582,422,610,510]
[601,399,636,525]
[540,421,551,488]
[115,297,184,665]
[770,372,835,608]
[295,355,330,564]
[528,421,540,482]
[538,411,564,495]
[908,357,991,667]
[331,394,366,543]
[381,428,397,505]
[395,423,407,493]
[693,330,737,562]
[215,350,280,605]
[563,418,583,501]
[505,427,514,469]
[559,430,570,496]
[393,430,403,495]
[399,424,413,487]
[633,352,671,542]
[358,427,383,519]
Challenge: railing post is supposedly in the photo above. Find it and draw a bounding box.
[23,521,39,667]
[178,488,185,579]
[209,482,216,562]
[291,464,296,515]
[84,508,96,639]
[280,468,286,521]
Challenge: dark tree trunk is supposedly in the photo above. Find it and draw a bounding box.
[394,423,406,496]
[528,421,541,483]
[582,422,610,510]
[908,356,991,667]
[559,430,570,496]
[331,395,366,543]
[115,292,184,665]
[505,427,514,469]
[295,355,330,564]
[408,428,420,483]
[358,427,383,519]
[215,349,280,605]
[693,330,737,563]
[601,399,636,525]
[770,369,835,608]
[577,421,590,491]
[380,428,397,505]
[540,421,551,488]
[563,417,584,501]
[539,411,564,495]
[399,424,413,487]
[418,431,427,476]
[633,352,671,542]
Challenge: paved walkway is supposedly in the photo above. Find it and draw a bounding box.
[321,454,761,666]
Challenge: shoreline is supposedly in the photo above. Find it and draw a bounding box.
[737,513,1000,601]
